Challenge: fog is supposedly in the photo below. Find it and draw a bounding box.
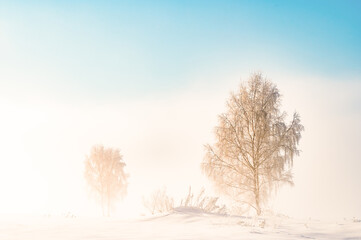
[0,72,360,220]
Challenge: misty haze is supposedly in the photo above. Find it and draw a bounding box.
[0,1,361,239]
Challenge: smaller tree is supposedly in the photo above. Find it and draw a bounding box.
[84,145,128,216]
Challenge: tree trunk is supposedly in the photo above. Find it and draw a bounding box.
[101,194,105,217]
[107,191,110,217]
[254,169,262,215]
[255,192,261,215]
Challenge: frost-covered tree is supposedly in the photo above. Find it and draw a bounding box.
[202,73,304,215]
[84,145,128,216]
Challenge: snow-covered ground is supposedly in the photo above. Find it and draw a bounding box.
[1,208,360,240]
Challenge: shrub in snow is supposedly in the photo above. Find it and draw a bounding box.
[143,186,227,215]
[179,186,227,215]
[142,188,174,215]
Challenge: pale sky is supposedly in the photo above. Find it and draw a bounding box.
[0,0,360,220]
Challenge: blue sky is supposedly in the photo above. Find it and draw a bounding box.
[0,1,361,218]
[1,0,360,99]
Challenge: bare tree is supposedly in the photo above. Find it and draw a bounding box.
[202,73,304,215]
[84,145,128,216]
